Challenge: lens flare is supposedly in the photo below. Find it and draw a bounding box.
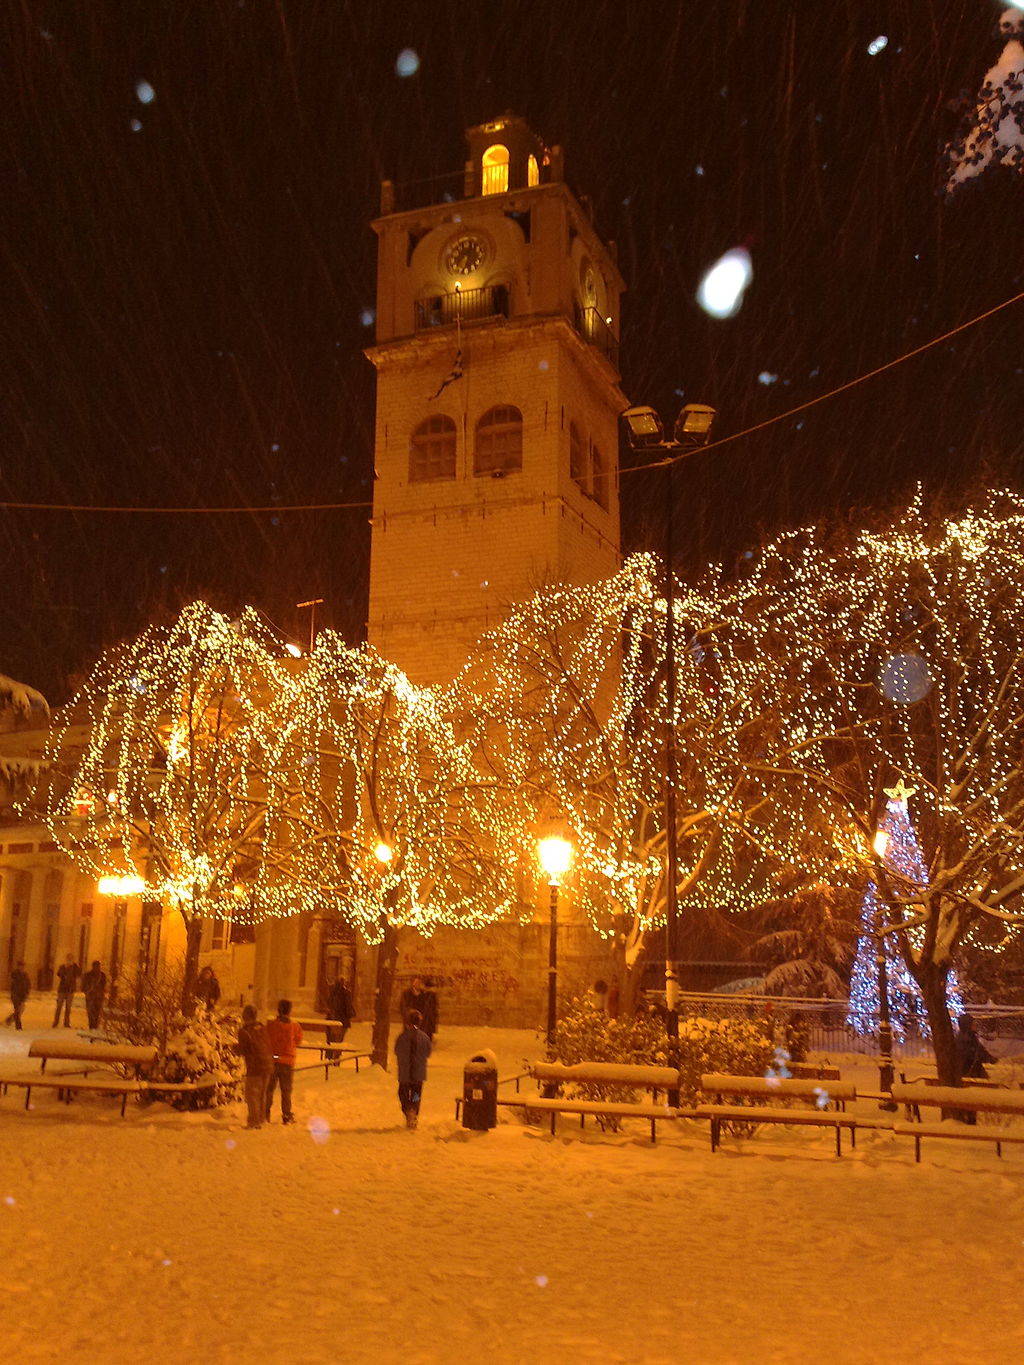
[696,247,752,318]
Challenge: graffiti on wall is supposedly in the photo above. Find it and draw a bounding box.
[402,954,521,998]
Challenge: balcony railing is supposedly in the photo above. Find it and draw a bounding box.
[415,285,510,331]
[573,303,619,370]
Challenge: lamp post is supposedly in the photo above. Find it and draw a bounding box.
[622,403,716,1102]
[538,835,572,1061]
[872,826,897,1110]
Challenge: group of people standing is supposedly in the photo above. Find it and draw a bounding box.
[236,999,304,1128]
[233,974,440,1132]
[3,955,107,1031]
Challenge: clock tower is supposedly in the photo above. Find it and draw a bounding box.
[366,116,626,684]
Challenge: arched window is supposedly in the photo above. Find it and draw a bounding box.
[527,154,540,187]
[409,415,457,482]
[482,144,510,195]
[591,442,609,509]
[474,405,523,476]
[569,421,588,490]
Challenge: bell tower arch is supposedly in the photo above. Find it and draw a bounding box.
[366,116,626,684]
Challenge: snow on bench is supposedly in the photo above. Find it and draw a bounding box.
[697,1072,861,1157]
[29,1040,158,1075]
[293,1044,373,1079]
[891,1081,1024,1161]
[482,1061,691,1142]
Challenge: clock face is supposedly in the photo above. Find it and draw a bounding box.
[445,234,487,276]
[581,263,597,306]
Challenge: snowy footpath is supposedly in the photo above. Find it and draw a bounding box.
[2,1008,1023,1365]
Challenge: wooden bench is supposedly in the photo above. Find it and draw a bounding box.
[293,1043,373,1079]
[697,1072,863,1157]
[891,1082,1024,1161]
[29,1039,158,1077]
[458,1061,692,1142]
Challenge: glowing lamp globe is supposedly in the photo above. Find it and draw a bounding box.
[538,836,572,882]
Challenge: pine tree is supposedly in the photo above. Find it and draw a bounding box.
[847,794,963,1040]
[945,7,1024,192]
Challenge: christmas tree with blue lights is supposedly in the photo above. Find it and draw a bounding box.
[847,785,963,1040]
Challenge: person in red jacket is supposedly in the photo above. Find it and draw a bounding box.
[264,999,303,1125]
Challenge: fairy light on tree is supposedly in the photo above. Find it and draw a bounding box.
[35,602,289,1010]
[456,555,832,1015]
[258,632,528,1067]
[703,491,1024,1086]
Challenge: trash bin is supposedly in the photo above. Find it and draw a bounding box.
[462,1050,498,1130]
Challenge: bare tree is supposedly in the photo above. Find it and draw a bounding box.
[259,634,527,1067]
[36,603,286,1010]
[708,492,1024,1084]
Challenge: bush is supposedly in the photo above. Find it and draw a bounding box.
[551,997,776,1118]
[103,962,243,1107]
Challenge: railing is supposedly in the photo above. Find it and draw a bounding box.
[669,991,1024,1060]
[572,302,619,369]
[414,285,510,331]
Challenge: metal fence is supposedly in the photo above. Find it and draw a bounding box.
[673,991,1024,1060]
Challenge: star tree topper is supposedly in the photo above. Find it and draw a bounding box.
[883,778,917,806]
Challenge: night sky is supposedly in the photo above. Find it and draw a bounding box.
[3,1,1022,700]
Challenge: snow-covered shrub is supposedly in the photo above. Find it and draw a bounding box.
[103,961,242,1106]
[551,997,775,1122]
[151,1009,244,1107]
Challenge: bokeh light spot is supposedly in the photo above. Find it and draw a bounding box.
[395,49,420,77]
[135,80,156,104]
[307,1115,331,1145]
[879,653,933,704]
[867,36,888,56]
[696,247,752,318]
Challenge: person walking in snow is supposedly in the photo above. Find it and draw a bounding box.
[394,1009,431,1130]
[400,976,438,1041]
[4,960,30,1029]
[81,960,107,1031]
[236,1004,274,1129]
[52,953,80,1028]
[265,999,303,1125]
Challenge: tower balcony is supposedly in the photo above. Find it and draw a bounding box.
[414,285,511,331]
[572,303,619,370]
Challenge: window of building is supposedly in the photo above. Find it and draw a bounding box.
[569,421,588,491]
[591,442,609,509]
[482,144,510,195]
[474,405,523,476]
[211,910,231,952]
[409,415,457,482]
[527,154,540,187]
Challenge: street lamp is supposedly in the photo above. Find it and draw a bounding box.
[538,835,572,1061]
[622,402,716,1102]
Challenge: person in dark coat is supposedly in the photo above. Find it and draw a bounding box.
[325,976,354,1057]
[399,976,438,1041]
[195,965,221,1013]
[4,961,30,1029]
[236,1004,274,1129]
[394,1009,431,1130]
[81,961,107,1031]
[52,954,80,1027]
[957,1013,995,1079]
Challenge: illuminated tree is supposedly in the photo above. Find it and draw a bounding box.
[847,789,963,1040]
[458,556,828,1014]
[37,603,287,1009]
[258,633,527,1066]
[705,492,1024,1084]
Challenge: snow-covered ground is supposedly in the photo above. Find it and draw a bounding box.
[2,1000,1024,1365]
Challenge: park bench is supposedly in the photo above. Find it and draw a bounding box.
[697,1072,864,1157]
[891,1081,1024,1161]
[0,1039,214,1116]
[288,1018,371,1077]
[459,1061,693,1142]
